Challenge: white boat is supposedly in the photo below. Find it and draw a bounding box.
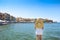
[0,20,7,25]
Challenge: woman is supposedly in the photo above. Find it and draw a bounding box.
[35,18,44,40]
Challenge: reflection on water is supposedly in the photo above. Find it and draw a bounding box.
[0,23,60,40]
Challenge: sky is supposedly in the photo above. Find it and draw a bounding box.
[0,0,60,22]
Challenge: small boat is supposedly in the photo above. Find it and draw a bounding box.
[0,20,7,25]
[2,22,7,25]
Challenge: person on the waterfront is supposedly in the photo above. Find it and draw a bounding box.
[35,18,44,40]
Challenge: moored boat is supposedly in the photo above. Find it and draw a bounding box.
[0,20,7,25]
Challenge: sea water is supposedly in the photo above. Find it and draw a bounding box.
[0,23,60,40]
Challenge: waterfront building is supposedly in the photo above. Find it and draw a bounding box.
[10,16,16,22]
[4,13,10,21]
[16,17,20,22]
[0,12,3,20]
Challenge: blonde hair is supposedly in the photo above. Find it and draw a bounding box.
[35,18,44,29]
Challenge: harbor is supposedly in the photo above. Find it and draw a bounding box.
[0,12,54,25]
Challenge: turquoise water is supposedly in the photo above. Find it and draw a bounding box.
[43,23,60,40]
[0,23,60,40]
